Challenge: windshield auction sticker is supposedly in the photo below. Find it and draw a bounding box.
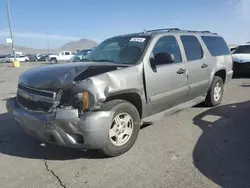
[130,38,146,42]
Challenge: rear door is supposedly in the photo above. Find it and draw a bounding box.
[143,35,189,116]
[179,35,210,100]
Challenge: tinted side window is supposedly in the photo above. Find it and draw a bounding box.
[153,35,182,63]
[201,36,230,56]
[65,52,70,55]
[180,35,203,61]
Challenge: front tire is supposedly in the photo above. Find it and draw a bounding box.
[50,58,57,64]
[205,76,224,107]
[101,99,140,157]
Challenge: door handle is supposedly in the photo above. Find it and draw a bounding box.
[177,68,186,74]
[201,63,208,68]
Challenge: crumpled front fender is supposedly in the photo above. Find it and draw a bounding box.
[72,63,147,111]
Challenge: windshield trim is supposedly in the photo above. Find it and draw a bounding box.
[134,35,153,65]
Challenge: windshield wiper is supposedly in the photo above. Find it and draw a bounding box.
[92,59,116,63]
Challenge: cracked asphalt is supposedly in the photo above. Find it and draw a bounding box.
[1,63,250,188]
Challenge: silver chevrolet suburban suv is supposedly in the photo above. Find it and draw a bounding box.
[6,28,233,157]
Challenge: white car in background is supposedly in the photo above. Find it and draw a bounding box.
[232,43,250,75]
[0,54,9,63]
[5,55,29,63]
[48,51,74,64]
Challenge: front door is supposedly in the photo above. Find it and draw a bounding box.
[143,35,189,116]
[179,35,210,100]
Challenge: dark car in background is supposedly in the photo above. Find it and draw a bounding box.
[37,54,48,61]
[69,49,92,62]
[25,54,37,61]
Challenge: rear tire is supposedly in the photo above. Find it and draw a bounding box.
[100,99,140,157]
[205,76,224,107]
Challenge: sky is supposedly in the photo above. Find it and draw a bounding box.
[0,0,249,49]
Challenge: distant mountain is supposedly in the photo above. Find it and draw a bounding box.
[0,38,98,55]
[59,38,97,51]
[0,44,49,55]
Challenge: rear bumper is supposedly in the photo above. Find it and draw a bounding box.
[6,97,113,149]
[233,62,250,75]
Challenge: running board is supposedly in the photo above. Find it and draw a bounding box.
[142,96,205,123]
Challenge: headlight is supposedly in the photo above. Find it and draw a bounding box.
[73,91,93,112]
[82,91,89,110]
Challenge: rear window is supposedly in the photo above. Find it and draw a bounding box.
[201,36,230,56]
[180,35,203,61]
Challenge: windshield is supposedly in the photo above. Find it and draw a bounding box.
[233,45,250,54]
[82,35,151,64]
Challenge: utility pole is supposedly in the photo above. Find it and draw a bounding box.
[6,0,16,60]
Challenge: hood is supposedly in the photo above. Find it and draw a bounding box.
[19,61,126,91]
[232,54,250,63]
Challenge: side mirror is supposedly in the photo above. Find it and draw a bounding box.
[151,52,175,66]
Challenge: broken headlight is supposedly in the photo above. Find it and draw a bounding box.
[73,91,94,112]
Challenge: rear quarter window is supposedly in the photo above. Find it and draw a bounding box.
[201,36,230,56]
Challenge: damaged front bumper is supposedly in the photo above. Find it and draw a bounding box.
[6,97,114,149]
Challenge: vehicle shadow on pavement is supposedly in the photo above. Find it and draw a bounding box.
[0,113,104,160]
[193,100,250,188]
[233,74,250,79]
[240,84,250,88]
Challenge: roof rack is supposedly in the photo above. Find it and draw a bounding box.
[201,30,211,33]
[187,30,212,33]
[143,28,217,35]
[145,28,180,32]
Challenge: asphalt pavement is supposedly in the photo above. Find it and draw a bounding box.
[0,64,250,188]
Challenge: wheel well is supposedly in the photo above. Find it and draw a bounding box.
[106,93,143,118]
[214,69,226,83]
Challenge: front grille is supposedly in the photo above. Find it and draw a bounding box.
[17,94,53,112]
[18,83,55,99]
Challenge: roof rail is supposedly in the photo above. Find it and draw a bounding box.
[143,28,217,35]
[187,30,199,33]
[146,28,180,32]
[187,30,211,33]
[201,30,211,33]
